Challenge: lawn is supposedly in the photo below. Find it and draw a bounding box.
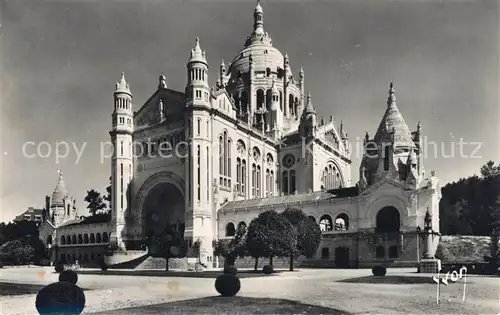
[92,296,352,315]
[338,275,475,285]
[76,269,280,279]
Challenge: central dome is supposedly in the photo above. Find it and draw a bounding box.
[227,2,285,79]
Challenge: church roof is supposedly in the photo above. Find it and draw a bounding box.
[188,37,207,64]
[115,72,131,95]
[373,83,414,148]
[220,187,359,211]
[51,171,68,207]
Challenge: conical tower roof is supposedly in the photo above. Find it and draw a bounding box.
[303,91,316,115]
[373,82,413,147]
[51,170,68,206]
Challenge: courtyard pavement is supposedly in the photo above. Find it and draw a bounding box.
[0,267,498,314]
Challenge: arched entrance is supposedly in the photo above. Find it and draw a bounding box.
[375,206,400,233]
[142,182,185,255]
[335,246,350,268]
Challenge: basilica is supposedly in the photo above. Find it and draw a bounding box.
[40,2,441,269]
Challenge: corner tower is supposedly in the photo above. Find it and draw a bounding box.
[184,38,213,266]
[109,72,134,250]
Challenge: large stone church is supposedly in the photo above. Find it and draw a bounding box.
[41,2,441,269]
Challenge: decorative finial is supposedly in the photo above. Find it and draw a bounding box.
[417,121,421,132]
[159,74,167,89]
[196,37,200,46]
[221,59,225,66]
[330,115,333,122]
[387,82,396,106]
[307,91,311,102]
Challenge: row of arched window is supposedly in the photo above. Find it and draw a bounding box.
[59,252,102,263]
[59,232,109,245]
[232,89,300,118]
[225,221,247,237]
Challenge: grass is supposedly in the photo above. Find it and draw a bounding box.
[76,269,281,278]
[338,275,474,285]
[92,296,353,315]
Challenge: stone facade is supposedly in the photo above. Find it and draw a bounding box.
[38,172,113,265]
[44,3,441,269]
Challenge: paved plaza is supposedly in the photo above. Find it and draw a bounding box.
[0,267,498,314]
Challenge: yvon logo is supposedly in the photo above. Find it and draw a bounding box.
[431,266,468,304]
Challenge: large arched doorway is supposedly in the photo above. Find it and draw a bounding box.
[142,182,185,255]
[375,206,400,233]
[335,247,350,268]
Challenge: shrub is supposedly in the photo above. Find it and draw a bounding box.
[59,270,78,284]
[214,274,241,297]
[372,265,386,276]
[223,265,237,275]
[54,263,64,273]
[0,261,3,268]
[35,281,86,315]
[262,265,274,274]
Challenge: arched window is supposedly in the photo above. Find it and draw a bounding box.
[241,159,247,194]
[237,158,241,192]
[270,171,274,195]
[376,207,400,233]
[102,233,109,243]
[237,221,247,232]
[308,215,316,223]
[290,170,296,194]
[321,163,342,190]
[266,68,271,77]
[78,234,83,244]
[196,118,201,135]
[266,169,270,196]
[288,94,294,115]
[60,236,66,245]
[219,131,231,189]
[266,89,273,109]
[66,235,71,244]
[83,234,89,244]
[294,97,299,117]
[282,171,289,195]
[71,235,77,244]
[252,164,257,197]
[256,89,265,109]
[319,215,333,232]
[225,223,236,237]
[240,90,248,112]
[384,145,390,171]
[256,165,261,197]
[46,235,52,245]
[335,213,349,231]
[96,233,102,243]
[90,233,95,243]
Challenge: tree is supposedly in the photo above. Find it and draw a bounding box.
[153,224,186,271]
[213,224,247,267]
[246,210,295,269]
[281,208,322,271]
[480,160,500,178]
[84,189,107,216]
[0,239,35,265]
[103,176,112,211]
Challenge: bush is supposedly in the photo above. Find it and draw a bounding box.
[35,281,86,314]
[54,263,64,273]
[223,265,237,275]
[372,265,386,276]
[59,270,78,284]
[262,265,274,274]
[214,274,240,297]
[0,261,3,268]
